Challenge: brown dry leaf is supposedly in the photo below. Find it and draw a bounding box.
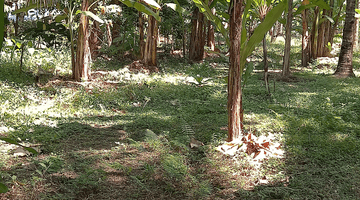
[261,142,270,149]
[248,133,252,140]
[253,150,261,159]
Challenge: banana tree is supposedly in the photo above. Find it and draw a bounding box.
[192,0,286,141]
[251,0,272,93]
[0,0,5,50]
[120,0,161,66]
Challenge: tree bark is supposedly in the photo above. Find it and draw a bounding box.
[207,6,216,51]
[143,15,158,66]
[283,0,292,77]
[263,34,270,93]
[228,0,244,142]
[74,0,92,81]
[301,6,310,67]
[353,0,360,50]
[323,3,333,56]
[317,10,326,57]
[139,12,145,60]
[335,0,356,77]
[310,7,319,60]
[189,8,206,61]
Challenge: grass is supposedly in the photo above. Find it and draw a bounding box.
[1,38,360,199]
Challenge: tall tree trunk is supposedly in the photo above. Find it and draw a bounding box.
[310,7,319,60]
[207,20,215,51]
[263,34,270,93]
[228,0,244,142]
[301,5,310,67]
[139,12,145,60]
[323,2,333,56]
[207,6,215,51]
[335,0,356,77]
[270,22,278,42]
[317,10,326,57]
[89,21,102,60]
[283,0,293,77]
[143,15,158,66]
[74,0,92,81]
[189,8,206,61]
[353,0,360,50]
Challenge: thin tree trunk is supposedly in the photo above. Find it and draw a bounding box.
[74,0,92,81]
[207,20,215,51]
[310,7,319,60]
[271,22,277,42]
[182,27,186,57]
[317,10,326,57]
[324,2,333,56]
[15,3,19,36]
[207,6,215,51]
[263,34,270,93]
[143,15,158,66]
[301,6,310,67]
[283,0,292,77]
[335,0,356,77]
[139,12,145,59]
[228,0,244,142]
[353,0,360,50]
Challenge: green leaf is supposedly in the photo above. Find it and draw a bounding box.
[142,0,161,9]
[0,183,8,193]
[55,14,68,23]
[82,11,105,23]
[16,42,22,48]
[0,137,20,145]
[75,10,82,15]
[323,15,334,24]
[243,62,254,87]
[165,3,185,14]
[120,0,161,21]
[23,147,39,155]
[12,3,40,15]
[241,1,286,68]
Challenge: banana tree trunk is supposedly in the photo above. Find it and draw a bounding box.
[283,0,292,77]
[139,12,145,60]
[189,8,206,61]
[317,10,326,57]
[301,6,311,67]
[228,0,244,142]
[143,15,158,66]
[74,0,92,81]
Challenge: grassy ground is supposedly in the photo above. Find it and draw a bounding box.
[1,39,360,199]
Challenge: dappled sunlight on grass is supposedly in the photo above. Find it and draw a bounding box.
[2,40,360,199]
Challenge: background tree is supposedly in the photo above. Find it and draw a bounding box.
[282,0,292,77]
[189,7,206,61]
[334,0,356,77]
[74,0,93,81]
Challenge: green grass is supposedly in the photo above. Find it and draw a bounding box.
[1,38,360,199]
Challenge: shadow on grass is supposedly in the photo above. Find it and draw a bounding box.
[236,75,360,199]
[2,62,360,199]
[0,62,35,85]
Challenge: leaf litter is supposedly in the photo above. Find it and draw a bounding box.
[215,131,286,185]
